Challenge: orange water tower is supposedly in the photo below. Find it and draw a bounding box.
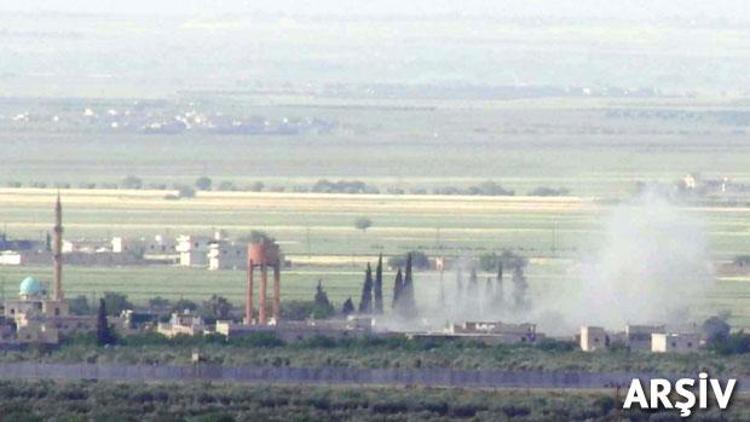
[245,240,281,325]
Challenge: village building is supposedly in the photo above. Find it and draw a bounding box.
[156,311,207,338]
[625,324,665,351]
[579,326,608,352]
[208,242,247,270]
[176,235,211,267]
[652,333,702,353]
[0,195,97,345]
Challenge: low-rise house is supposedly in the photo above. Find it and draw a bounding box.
[652,333,702,353]
[406,320,543,345]
[157,311,206,338]
[208,242,247,270]
[176,235,211,267]
[580,326,608,351]
[625,324,665,351]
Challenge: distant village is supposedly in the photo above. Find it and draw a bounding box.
[0,196,721,356]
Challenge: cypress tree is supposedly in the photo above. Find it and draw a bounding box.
[512,265,529,310]
[456,266,463,299]
[467,267,478,296]
[96,298,114,346]
[494,262,504,306]
[358,263,373,314]
[392,267,403,309]
[341,297,355,316]
[402,253,417,317]
[374,253,384,314]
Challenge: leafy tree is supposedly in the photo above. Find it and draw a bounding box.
[195,176,212,191]
[281,301,317,320]
[713,331,750,355]
[374,254,384,314]
[172,298,199,314]
[68,295,91,315]
[96,298,115,346]
[249,181,265,192]
[358,264,373,314]
[341,297,355,316]
[354,217,373,232]
[201,295,233,321]
[121,175,143,189]
[312,280,335,319]
[102,292,133,316]
[148,296,171,312]
[702,315,731,345]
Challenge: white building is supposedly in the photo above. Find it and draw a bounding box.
[580,326,608,352]
[625,324,665,351]
[652,333,702,353]
[176,235,211,267]
[208,242,247,270]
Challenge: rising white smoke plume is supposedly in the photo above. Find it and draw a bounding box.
[569,191,715,330]
[401,191,715,335]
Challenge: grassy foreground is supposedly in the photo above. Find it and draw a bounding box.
[5,334,750,377]
[0,379,748,421]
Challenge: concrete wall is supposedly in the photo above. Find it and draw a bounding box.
[0,363,746,391]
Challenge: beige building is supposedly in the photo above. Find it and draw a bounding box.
[176,235,211,267]
[652,333,702,353]
[157,311,207,338]
[625,324,665,351]
[580,326,608,352]
[208,242,247,270]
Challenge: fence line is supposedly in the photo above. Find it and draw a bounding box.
[0,363,745,391]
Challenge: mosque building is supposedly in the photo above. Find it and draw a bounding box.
[0,195,97,344]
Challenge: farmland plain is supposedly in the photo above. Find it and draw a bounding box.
[0,189,749,327]
[2,96,750,328]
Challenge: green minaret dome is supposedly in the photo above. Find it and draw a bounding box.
[19,276,45,296]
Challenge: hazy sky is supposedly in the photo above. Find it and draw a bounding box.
[3,0,747,20]
[2,1,749,97]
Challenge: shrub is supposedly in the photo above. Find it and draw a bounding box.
[176,185,196,198]
[195,176,212,191]
[388,251,429,270]
[353,216,372,232]
[528,186,570,196]
[121,176,143,189]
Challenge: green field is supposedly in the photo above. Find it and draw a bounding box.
[1,188,750,328]
[2,95,750,331]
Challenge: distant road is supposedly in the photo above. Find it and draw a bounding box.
[0,363,746,391]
